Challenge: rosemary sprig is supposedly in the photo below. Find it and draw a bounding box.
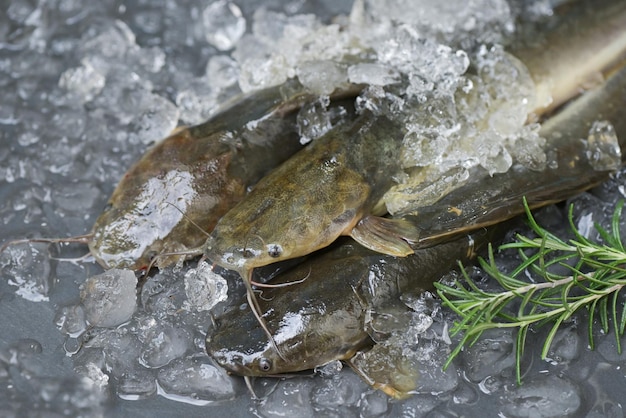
[434,197,626,384]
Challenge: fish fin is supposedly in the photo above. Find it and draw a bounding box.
[349,216,420,257]
[346,352,416,400]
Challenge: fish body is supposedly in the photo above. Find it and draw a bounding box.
[88,80,359,270]
[510,0,626,116]
[409,57,626,245]
[203,110,420,276]
[205,229,490,380]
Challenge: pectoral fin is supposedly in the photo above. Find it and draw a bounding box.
[349,216,420,256]
[347,347,418,400]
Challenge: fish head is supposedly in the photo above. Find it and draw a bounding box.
[203,180,365,273]
[205,283,372,376]
[205,307,308,376]
[202,229,292,274]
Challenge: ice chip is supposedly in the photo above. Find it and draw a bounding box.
[1,242,51,302]
[55,304,87,338]
[238,55,292,92]
[314,360,343,378]
[202,1,246,51]
[586,120,622,171]
[136,46,166,73]
[139,322,192,368]
[501,375,582,417]
[156,356,239,403]
[360,390,389,417]
[117,368,157,400]
[297,96,332,145]
[296,60,348,95]
[130,94,179,145]
[183,261,228,312]
[206,55,239,88]
[80,269,137,327]
[80,19,137,59]
[176,87,217,125]
[348,62,401,86]
[257,380,316,417]
[58,61,106,103]
[461,328,515,382]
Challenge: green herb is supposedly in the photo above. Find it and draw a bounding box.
[434,197,626,384]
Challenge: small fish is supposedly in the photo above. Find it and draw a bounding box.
[205,227,500,398]
[203,110,421,274]
[1,79,361,270]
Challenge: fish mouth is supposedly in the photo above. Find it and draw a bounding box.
[208,348,258,376]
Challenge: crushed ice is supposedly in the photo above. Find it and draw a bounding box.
[2,0,624,416]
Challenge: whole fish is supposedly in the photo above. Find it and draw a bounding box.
[203,109,420,274]
[206,59,626,398]
[205,227,501,397]
[1,79,360,270]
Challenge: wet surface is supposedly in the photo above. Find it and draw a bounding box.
[2,0,626,416]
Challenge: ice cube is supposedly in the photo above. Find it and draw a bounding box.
[80,19,137,60]
[360,390,389,417]
[58,61,106,103]
[129,93,179,145]
[461,328,515,382]
[296,96,332,145]
[156,356,239,404]
[54,304,87,338]
[175,87,218,125]
[1,242,51,302]
[500,375,582,417]
[256,380,316,417]
[296,60,348,95]
[80,269,137,328]
[116,368,157,401]
[348,62,400,86]
[206,55,239,89]
[586,120,622,171]
[202,1,246,51]
[138,321,192,368]
[238,55,292,92]
[183,261,228,312]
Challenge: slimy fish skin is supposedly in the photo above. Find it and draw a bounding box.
[89,80,360,270]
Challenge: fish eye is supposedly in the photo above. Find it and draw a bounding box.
[267,244,282,258]
[146,250,158,261]
[258,358,272,372]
